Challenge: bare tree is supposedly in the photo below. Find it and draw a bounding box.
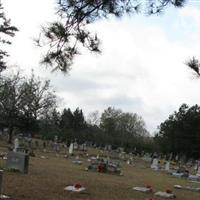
[0,71,57,143]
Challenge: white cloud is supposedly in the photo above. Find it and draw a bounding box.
[3,1,200,134]
[179,6,200,27]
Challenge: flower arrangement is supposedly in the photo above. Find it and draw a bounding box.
[166,189,172,194]
[74,183,82,189]
[146,197,153,200]
[146,185,153,192]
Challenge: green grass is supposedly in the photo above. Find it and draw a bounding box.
[0,147,199,200]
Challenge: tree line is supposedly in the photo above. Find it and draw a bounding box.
[39,106,152,152]
[155,103,200,159]
[2,71,200,159]
[0,72,151,151]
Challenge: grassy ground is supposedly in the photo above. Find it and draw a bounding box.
[0,146,200,200]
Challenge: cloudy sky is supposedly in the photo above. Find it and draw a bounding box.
[2,0,200,134]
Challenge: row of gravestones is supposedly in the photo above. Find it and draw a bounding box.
[6,138,89,174]
[143,152,199,164]
[13,134,89,154]
[6,138,87,174]
[46,140,88,153]
[151,158,200,180]
[151,158,170,171]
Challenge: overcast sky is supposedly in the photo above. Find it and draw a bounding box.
[2,0,200,134]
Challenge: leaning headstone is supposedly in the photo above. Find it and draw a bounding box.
[151,158,159,170]
[6,151,29,173]
[13,138,19,152]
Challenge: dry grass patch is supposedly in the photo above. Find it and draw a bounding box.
[0,149,199,200]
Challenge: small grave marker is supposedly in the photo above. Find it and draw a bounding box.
[69,143,73,155]
[151,158,159,170]
[165,161,170,171]
[13,138,19,152]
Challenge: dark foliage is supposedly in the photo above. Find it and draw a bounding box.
[156,103,200,159]
[0,3,18,72]
[186,57,200,76]
[0,72,57,143]
[38,0,185,72]
[39,106,151,152]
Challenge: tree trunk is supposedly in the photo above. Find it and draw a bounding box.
[8,126,13,144]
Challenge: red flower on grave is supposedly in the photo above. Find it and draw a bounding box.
[98,164,106,173]
[146,185,153,192]
[146,198,153,200]
[172,194,176,199]
[74,183,82,189]
[166,189,172,194]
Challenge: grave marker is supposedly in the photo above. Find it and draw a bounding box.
[165,161,170,171]
[151,158,159,170]
[69,143,73,155]
[6,151,29,173]
[13,138,19,152]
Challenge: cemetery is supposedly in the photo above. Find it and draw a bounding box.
[1,1,200,200]
[0,139,200,200]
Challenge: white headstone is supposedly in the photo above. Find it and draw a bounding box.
[169,152,173,161]
[74,142,78,150]
[165,161,170,171]
[194,164,198,171]
[151,158,159,170]
[196,160,200,171]
[69,143,73,155]
[14,138,19,152]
